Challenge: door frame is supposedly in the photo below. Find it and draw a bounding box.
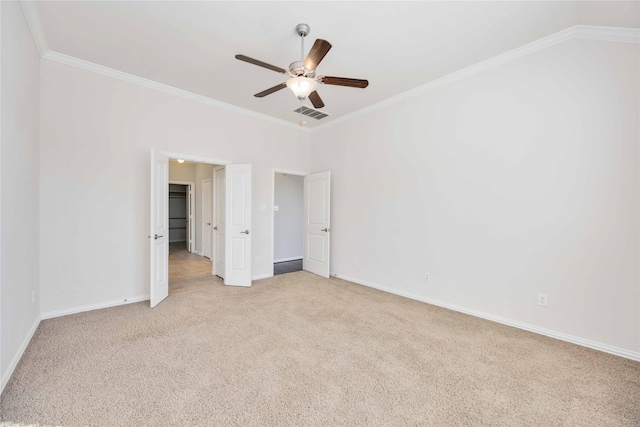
[154,151,231,284]
[271,168,309,277]
[213,166,225,277]
[169,180,195,253]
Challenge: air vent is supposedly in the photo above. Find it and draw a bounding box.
[294,106,330,120]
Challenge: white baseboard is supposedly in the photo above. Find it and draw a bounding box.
[1,316,40,395]
[40,294,150,320]
[194,251,203,256]
[334,273,640,362]
[274,256,303,263]
[252,273,273,281]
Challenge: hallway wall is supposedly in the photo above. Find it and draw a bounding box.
[0,1,42,391]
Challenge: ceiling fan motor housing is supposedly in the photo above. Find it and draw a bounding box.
[288,61,315,78]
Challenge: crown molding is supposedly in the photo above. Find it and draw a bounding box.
[18,0,49,56]
[573,25,640,43]
[19,0,306,131]
[17,4,638,135]
[42,51,307,132]
[313,25,640,133]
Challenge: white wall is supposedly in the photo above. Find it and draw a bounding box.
[274,173,304,261]
[169,161,195,183]
[0,1,41,390]
[39,59,310,315]
[310,39,639,355]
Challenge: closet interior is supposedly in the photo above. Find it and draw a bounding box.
[169,184,188,244]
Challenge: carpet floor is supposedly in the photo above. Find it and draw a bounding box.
[1,249,639,426]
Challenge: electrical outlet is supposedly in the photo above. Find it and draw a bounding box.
[353,258,359,267]
[255,256,260,264]
[538,293,548,307]
[424,272,429,281]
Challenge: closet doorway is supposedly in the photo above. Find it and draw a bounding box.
[272,170,305,275]
[167,159,217,294]
[168,182,194,253]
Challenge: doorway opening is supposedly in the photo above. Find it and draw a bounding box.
[167,159,220,293]
[151,150,254,307]
[168,182,194,253]
[272,170,306,276]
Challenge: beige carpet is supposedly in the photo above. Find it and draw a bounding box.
[1,247,639,426]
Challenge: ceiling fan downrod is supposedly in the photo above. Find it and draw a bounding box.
[296,23,310,61]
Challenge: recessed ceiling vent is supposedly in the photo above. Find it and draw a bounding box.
[294,106,330,120]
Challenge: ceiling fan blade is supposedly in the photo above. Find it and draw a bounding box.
[308,91,325,109]
[235,54,287,74]
[254,82,287,98]
[319,76,369,88]
[303,39,332,71]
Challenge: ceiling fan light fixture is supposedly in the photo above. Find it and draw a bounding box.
[286,76,317,99]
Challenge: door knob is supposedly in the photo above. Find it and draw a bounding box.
[154,234,164,240]
[207,222,211,225]
[214,226,218,230]
[240,230,250,235]
[321,228,329,232]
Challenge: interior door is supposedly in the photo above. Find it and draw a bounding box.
[224,164,252,287]
[150,150,169,307]
[213,167,226,278]
[303,171,331,278]
[202,178,213,258]
[187,185,193,253]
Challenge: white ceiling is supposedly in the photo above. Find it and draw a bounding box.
[31,1,639,128]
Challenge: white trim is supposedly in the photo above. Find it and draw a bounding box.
[41,51,304,132]
[1,317,40,394]
[40,295,150,320]
[334,273,640,362]
[272,168,309,176]
[274,256,303,263]
[26,24,637,134]
[168,180,196,185]
[252,273,273,281]
[18,1,49,56]
[573,25,640,43]
[313,25,640,132]
[163,151,231,166]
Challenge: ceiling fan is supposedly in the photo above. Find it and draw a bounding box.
[235,23,368,109]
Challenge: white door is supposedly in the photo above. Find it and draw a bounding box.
[213,167,226,278]
[202,178,213,258]
[150,150,169,307]
[224,164,252,287]
[303,171,331,278]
